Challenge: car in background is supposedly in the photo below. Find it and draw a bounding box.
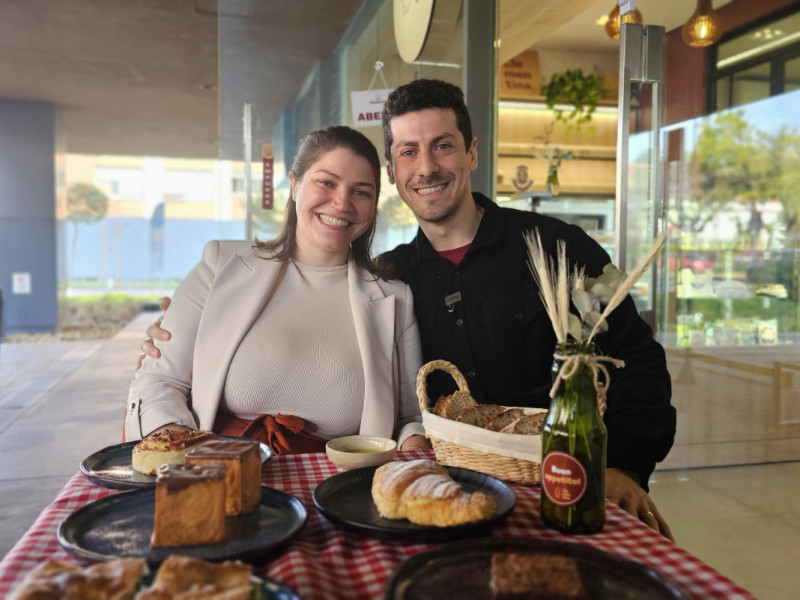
[669,252,714,274]
[681,253,714,274]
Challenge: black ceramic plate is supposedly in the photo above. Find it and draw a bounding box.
[57,486,306,565]
[384,537,690,600]
[80,437,272,489]
[138,572,299,600]
[312,464,516,542]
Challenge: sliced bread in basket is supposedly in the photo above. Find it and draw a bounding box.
[417,360,547,485]
[432,390,478,419]
[456,404,506,427]
[499,413,546,434]
[485,408,526,432]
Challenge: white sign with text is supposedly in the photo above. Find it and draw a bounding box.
[12,272,31,294]
[350,89,393,128]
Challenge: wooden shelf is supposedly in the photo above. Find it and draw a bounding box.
[497,101,618,195]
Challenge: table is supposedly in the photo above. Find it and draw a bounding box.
[0,450,755,599]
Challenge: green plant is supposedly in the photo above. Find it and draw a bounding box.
[540,69,607,130]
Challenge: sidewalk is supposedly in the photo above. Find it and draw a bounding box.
[0,311,154,558]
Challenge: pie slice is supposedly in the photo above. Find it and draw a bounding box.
[134,555,252,600]
[9,557,147,600]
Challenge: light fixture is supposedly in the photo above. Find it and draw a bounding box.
[682,0,724,47]
[604,4,643,40]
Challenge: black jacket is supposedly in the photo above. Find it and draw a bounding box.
[381,193,675,488]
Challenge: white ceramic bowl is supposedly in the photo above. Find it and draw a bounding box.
[325,435,397,470]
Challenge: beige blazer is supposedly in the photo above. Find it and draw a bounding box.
[125,241,424,446]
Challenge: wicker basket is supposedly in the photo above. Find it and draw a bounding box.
[416,360,542,485]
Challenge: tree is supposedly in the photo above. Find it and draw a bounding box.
[684,111,775,243]
[66,183,108,285]
[770,125,800,236]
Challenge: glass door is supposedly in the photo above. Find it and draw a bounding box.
[621,10,800,471]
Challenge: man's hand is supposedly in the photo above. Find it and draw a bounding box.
[136,297,172,370]
[606,468,674,541]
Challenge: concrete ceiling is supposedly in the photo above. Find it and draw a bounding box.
[0,0,733,160]
[0,0,363,159]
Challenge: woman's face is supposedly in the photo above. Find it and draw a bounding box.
[291,147,377,267]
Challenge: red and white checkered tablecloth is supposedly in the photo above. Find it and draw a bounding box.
[0,451,755,599]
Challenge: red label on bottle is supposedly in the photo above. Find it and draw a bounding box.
[542,451,587,506]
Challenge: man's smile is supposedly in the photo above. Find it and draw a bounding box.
[413,182,449,196]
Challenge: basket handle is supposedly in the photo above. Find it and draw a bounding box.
[416,360,471,413]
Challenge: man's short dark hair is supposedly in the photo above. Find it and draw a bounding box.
[381,79,474,165]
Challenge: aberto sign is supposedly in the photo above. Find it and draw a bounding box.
[350,89,393,128]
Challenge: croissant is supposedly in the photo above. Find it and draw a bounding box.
[371,459,496,527]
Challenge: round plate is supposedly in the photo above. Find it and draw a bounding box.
[312,463,516,542]
[57,486,306,565]
[80,436,272,489]
[384,537,690,599]
[138,572,300,600]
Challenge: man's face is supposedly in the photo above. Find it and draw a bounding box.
[387,108,477,224]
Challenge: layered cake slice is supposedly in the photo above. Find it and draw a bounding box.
[490,552,584,598]
[185,438,262,515]
[151,463,226,547]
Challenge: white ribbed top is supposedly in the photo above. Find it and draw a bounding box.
[222,260,364,439]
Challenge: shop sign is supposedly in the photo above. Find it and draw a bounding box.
[499,50,541,99]
[350,89,393,128]
[393,0,435,63]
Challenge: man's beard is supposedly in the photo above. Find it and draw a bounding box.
[412,198,460,224]
[403,178,460,224]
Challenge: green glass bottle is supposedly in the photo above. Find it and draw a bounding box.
[540,340,607,534]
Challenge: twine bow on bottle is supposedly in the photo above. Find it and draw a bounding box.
[549,353,625,415]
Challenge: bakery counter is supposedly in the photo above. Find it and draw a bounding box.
[0,451,755,599]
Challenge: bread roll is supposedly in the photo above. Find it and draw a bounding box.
[432,390,477,419]
[371,459,496,527]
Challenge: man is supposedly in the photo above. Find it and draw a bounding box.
[142,79,675,538]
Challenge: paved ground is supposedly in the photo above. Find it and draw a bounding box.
[0,311,154,558]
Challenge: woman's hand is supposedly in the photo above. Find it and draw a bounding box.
[606,468,674,541]
[400,435,432,451]
[136,297,172,370]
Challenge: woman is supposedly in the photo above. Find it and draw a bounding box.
[125,126,427,453]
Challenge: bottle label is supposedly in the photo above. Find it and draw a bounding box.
[542,451,587,506]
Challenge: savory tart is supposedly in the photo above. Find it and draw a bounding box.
[131,429,216,475]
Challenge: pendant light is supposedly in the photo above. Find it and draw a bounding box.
[682,0,723,47]
[604,4,644,40]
